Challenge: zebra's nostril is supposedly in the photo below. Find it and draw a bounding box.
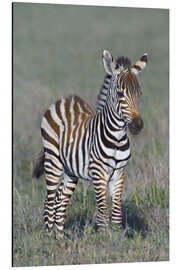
[137,117,143,128]
[128,117,144,135]
[137,117,141,124]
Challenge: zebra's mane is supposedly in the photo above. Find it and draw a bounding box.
[116,56,132,71]
[96,56,132,112]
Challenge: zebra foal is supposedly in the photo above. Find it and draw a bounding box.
[33,50,147,237]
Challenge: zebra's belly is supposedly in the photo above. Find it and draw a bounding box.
[59,139,91,180]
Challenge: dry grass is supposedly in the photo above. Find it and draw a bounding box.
[13,3,169,267]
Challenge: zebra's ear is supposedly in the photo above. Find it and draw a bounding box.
[131,53,148,75]
[102,50,117,76]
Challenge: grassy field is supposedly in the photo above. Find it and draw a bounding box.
[13,3,169,267]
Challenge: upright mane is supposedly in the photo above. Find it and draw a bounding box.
[116,56,132,71]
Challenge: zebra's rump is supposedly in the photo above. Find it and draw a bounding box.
[41,94,94,139]
[41,95,94,179]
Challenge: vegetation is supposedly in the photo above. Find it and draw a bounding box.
[13,3,169,267]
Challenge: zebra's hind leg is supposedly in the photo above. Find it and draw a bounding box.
[43,151,64,235]
[108,171,124,230]
[54,174,78,238]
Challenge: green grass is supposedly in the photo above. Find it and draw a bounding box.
[13,3,169,267]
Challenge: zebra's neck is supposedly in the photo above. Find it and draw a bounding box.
[94,87,127,144]
[106,92,125,126]
[97,75,124,119]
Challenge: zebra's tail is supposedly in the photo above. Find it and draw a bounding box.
[32,149,45,178]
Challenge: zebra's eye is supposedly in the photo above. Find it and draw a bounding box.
[117,91,124,98]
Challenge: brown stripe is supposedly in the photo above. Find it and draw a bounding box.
[75,122,83,174]
[133,64,141,71]
[44,109,60,136]
[55,99,65,126]
[55,99,66,163]
[74,101,83,173]
[41,128,59,149]
[65,97,71,156]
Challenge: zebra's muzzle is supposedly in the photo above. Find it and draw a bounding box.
[128,116,144,135]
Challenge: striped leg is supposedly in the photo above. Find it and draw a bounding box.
[43,151,63,235]
[93,179,108,231]
[109,171,124,229]
[54,174,78,238]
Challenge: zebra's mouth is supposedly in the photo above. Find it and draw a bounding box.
[128,117,144,135]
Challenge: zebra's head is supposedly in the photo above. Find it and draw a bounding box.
[102,50,147,135]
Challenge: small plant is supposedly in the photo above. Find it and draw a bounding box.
[145,183,168,208]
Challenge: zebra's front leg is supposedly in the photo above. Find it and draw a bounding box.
[108,171,124,229]
[93,178,109,231]
[54,174,78,238]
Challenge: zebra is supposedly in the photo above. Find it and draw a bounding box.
[33,50,147,237]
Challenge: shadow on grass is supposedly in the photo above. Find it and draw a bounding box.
[122,200,148,238]
[64,199,148,239]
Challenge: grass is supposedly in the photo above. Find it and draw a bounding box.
[13,3,169,267]
[13,177,168,266]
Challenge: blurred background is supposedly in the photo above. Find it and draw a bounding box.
[13,3,169,267]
